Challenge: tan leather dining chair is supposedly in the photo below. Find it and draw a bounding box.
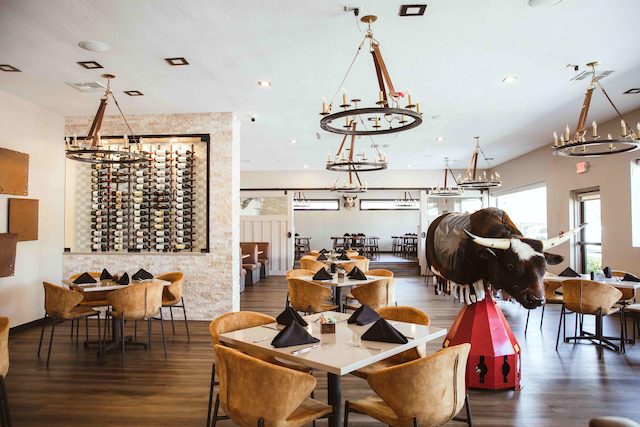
[346,250,359,257]
[556,279,623,359]
[213,345,332,427]
[69,271,109,341]
[207,311,312,427]
[345,279,390,312]
[345,343,473,427]
[107,282,167,367]
[285,269,316,279]
[37,282,101,367]
[157,272,190,340]
[342,257,369,273]
[287,278,338,315]
[306,251,321,257]
[525,279,563,335]
[365,269,395,305]
[299,258,327,273]
[0,317,10,427]
[352,306,430,379]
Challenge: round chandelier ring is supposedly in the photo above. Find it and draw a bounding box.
[320,107,422,136]
[553,138,639,157]
[458,180,502,190]
[65,149,147,165]
[326,160,387,172]
[330,187,367,194]
[430,189,465,198]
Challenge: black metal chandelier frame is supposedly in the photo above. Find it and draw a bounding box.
[458,137,502,190]
[430,160,465,197]
[326,122,387,172]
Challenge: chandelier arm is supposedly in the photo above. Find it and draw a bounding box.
[448,168,461,186]
[87,95,108,145]
[443,167,448,188]
[371,43,397,97]
[354,113,383,157]
[575,86,594,137]
[348,130,356,161]
[109,91,139,143]
[335,133,349,157]
[371,48,388,107]
[354,170,363,186]
[328,36,367,111]
[595,81,636,137]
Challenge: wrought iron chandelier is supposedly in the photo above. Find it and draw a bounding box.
[458,137,501,189]
[292,192,310,208]
[394,191,418,207]
[65,74,146,165]
[430,158,464,197]
[319,15,422,136]
[330,171,368,194]
[552,62,640,157]
[326,123,387,172]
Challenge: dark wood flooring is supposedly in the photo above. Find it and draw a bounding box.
[4,275,640,426]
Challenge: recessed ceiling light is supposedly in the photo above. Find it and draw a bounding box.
[528,0,562,8]
[303,164,308,169]
[407,164,412,168]
[399,4,428,16]
[124,90,144,96]
[502,75,518,84]
[290,139,297,144]
[624,88,640,94]
[165,57,189,66]
[257,80,272,88]
[436,137,444,142]
[78,41,110,52]
[77,61,103,70]
[0,64,21,72]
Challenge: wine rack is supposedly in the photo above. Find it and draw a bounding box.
[84,135,207,253]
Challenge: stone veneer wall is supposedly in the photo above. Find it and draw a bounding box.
[63,112,240,319]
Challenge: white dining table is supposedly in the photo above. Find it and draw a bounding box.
[297,274,387,312]
[219,311,447,427]
[545,274,640,290]
[62,278,171,292]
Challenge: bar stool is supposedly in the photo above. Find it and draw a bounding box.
[365,237,379,259]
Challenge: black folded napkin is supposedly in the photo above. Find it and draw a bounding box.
[603,266,612,278]
[132,268,153,281]
[295,233,300,237]
[276,306,308,326]
[319,248,328,253]
[100,268,112,281]
[117,272,130,286]
[338,252,350,261]
[73,272,97,285]
[271,321,319,348]
[361,318,408,344]
[312,268,333,281]
[348,267,367,280]
[316,253,328,261]
[559,267,580,277]
[347,304,380,326]
[623,273,640,282]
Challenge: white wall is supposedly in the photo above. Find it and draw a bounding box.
[489,108,640,275]
[0,90,64,327]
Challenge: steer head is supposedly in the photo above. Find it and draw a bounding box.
[465,225,584,309]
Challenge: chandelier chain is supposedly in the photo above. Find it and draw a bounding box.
[327,35,368,111]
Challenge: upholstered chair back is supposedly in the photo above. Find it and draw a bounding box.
[343,258,369,273]
[145,282,164,318]
[43,282,83,318]
[287,278,333,313]
[376,306,430,361]
[299,258,327,273]
[240,243,259,265]
[285,269,316,278]
[351,279,389,310]
[561,280,622,315]
[209,311,275,349]
[305,251,320,257]
[256,242,269,259]
[156,271,184,303]
[612,270,636,300]
[366,269,395,304]
[367,343,471,427]
[0,316,9,377]
[214,344,316,427]
[107,282,148,320]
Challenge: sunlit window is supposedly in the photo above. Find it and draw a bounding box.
[631,160,640,247]
[494,185,547,239]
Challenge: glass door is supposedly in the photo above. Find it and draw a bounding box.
[576,190,601,274]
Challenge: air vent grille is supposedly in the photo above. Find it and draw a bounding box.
[570,70,614,81]
[66,81,106,93]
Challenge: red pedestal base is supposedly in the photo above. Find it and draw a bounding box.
[444,297,521,390]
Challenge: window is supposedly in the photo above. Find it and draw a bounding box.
[240,197,287,216]
[456,198,483,214]
[359,199,419,210]
[632,160,640,247]
[494,184,547,239]
[293,199,339,211]
[575,190,602,274]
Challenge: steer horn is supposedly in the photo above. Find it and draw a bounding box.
[464,230,511,250]
[540,224,586,251]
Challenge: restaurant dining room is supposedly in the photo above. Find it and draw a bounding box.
[1,1,640,426]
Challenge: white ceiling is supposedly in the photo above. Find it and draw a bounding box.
[1,0,640,170]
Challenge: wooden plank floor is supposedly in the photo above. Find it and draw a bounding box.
[5,275,640,426]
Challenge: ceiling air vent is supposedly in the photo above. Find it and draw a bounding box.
[570,69,614,82]
[66,81,106,93]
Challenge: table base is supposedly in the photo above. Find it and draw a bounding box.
[327,373,342,427]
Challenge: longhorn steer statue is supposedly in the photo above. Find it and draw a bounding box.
[426,208,583,308]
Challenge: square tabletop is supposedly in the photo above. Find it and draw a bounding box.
[218,311,447,376]
[546,274,640,290]
[296,275,388,288]
[62,278,171,292]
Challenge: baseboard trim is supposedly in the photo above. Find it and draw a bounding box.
[10,317,46,336]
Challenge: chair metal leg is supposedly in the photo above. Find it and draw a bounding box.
[134,320,138,342]
[524,311,530,336]
[343,401,350,427]
[121,316,126,368]
[452,393,473,426]
[46,315,58,367]
[75,317,79,344]
[206,363,217,427]
[211,394,220,427]
[96,312,102,356]
[596,311,603,360]
[85,317,89,343]
[258,418,265,427]
[169,306,175,335]
[37,316,46,358]
[539,304,546,330]
[555,305,564,351]
[69,319,74,340]
[159,310,168,358]
[147,319,152,351]
[413,417,419,427]
[181,298,190,340]
[0,375,12,427]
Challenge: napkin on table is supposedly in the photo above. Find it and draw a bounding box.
[559,267,580,277]
[132,268,153,281]
[622,273,640,282]
[347,304,380,326]
[319,249,328,254]
[316,253,328,261]
[312,268,333,281]
[73,272,97,285]
[271,321,319,348]
[276,306,308,326]
[100,268,112,280]
[361,318,408,344]
[117,272,130,286]
[348,267,368,281]
[338,253,350,261]
[603,266,613,278]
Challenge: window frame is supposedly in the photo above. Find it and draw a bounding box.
[293,199,340,211]
[359,199,420,211]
